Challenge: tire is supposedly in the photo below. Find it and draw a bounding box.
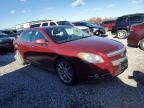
[56,59,77,85]
[15,50,25,65]
[95,31,100,36]
[116,30,128,39]
[139,39,144,51]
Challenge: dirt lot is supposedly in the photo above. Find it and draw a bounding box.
[0,32,144,108]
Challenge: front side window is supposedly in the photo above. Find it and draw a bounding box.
[31,31,48,42]
[46,27,90,43]
[21,31,32,42]
[73,23,80,26]
[49,22,57,26]
[117,17,127,23]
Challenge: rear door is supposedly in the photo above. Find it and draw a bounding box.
[18,31,32,60]
[28,30,55,70]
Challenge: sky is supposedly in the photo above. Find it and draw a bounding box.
[0,0,144,29]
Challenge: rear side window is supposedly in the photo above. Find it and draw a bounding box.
[31,31,48,42]
[42,23,48,27]
[30,24,40,28]
[128,15,143,22]
[21,31,32,42]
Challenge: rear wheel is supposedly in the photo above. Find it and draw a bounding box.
[56,59,77,85]
[116,30,128,39]
[15,50,25,65]
[139,39,144,51]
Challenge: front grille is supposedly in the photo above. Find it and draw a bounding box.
[107,47,127,66]
[112,56,127,66]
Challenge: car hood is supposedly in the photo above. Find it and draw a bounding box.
[60,37,124,54]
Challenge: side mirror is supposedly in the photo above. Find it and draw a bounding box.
[35,39,47,45]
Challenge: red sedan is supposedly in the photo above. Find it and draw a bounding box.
[127,23,144,50]
[14,26,128,85]
[101,20,116,31]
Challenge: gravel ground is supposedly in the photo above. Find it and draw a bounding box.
[0,32,144,108]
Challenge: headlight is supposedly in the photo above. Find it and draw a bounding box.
[0,40,2,42]
[77,52,104,64]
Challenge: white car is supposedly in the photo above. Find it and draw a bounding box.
[30,20,91,34]
[56,21,90,34]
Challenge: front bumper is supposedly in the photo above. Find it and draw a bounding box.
[72,55,128,80]
[87,56,128,79]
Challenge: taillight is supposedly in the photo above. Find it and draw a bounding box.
[130,26,144,32]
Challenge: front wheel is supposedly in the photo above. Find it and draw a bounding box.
[56,59,77,85]
[95,31,100,36]
[139,39,144,51]
[15,50,25,65]
[116,30,128,39]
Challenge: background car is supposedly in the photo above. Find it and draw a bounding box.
[30,20,91,35]
[73,21,105,36]
[0,29,17,40]
[112,13,144,39]
[0,32,14,52]
[101,20,116,31]
[127,23,144,50]
[57,21,90,34]
[14,26,128,85]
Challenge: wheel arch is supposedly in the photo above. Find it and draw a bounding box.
[117,28,128,32]
[138,37,144,47]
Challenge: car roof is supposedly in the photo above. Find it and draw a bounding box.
[119,13,144,18]
[29,25,73,31]
[73,21,86,23]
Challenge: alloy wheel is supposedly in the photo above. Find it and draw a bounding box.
[57,60,73,84]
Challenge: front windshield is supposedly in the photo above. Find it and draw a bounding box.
[46,27,90,43]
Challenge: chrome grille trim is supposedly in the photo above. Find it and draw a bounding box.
[112,56,127,66]
[107,47,126,57]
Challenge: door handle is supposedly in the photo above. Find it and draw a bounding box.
[31,45,34,48]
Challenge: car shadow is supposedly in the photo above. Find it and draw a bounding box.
[128,71,144,86]
[0,64,144,108]
[127,44,138,48]
[0,48,14,55]
[0,53,15,67]
[99,34,108,37]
